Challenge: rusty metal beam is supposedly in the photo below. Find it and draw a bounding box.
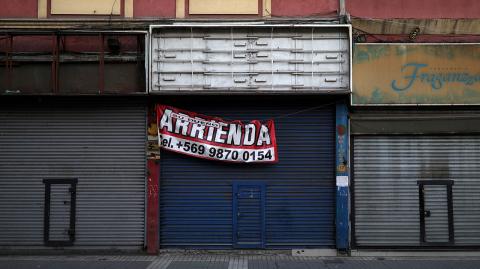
[6,35,13,90]
[352,18,480,35]
[99,33,105,94]
[0,18,340,31]
[0,53,139,62]
[51,33,60,94]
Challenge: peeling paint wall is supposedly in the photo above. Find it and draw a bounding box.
[360,34,480,43]
[0,0,37,18]
[348,0,480,19]
[0,0,340,19]
[272,0,338,17]
[133,0,175,18]
[0,0,479,20]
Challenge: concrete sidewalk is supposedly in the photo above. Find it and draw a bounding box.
[1,253,480,269]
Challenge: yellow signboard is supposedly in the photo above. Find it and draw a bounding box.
[352,44,480,105]
[51,0,121,15]
[189,0,258,15]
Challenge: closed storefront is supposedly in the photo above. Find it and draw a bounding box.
[158,96,338,249]
[149,23,351,250]
[352,44,480,248]
[0,98,146,250]
[353,133,480,247]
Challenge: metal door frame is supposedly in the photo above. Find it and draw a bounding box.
[43,178,78,247]
[417,180,454,246]
[232,181,266,249]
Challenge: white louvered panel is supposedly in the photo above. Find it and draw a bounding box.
[151,25,349,93]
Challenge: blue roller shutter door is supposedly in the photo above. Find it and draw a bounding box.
[159,101,335,249]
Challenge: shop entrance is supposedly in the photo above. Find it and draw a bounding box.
[43,178,78,246]
[233,182,265,248]
[418,180,454,246]
[159,98,337,249]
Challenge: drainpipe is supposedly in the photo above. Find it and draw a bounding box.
[335,102,350,252]
[339,0,347,23]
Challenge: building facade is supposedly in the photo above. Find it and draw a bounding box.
[349,0,480,249]
[0,0,350,254]
[149,23,350,249]
[2,0,480,254]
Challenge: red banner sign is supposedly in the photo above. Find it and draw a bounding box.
[156,105,278,163]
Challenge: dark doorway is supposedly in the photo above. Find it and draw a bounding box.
[233,182,265,248]
[418,180,454,246]
[43,178,78,247]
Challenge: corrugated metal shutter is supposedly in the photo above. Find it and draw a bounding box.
[160,99,335,249]
[0,101,146,249]
[353,136,480,247]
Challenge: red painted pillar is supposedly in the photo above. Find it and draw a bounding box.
[146,159,159,254]
[146,107,160,254]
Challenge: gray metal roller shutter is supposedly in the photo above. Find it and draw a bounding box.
[159,98,335,249]
[353,136,480,247]
[0,101,146,249]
